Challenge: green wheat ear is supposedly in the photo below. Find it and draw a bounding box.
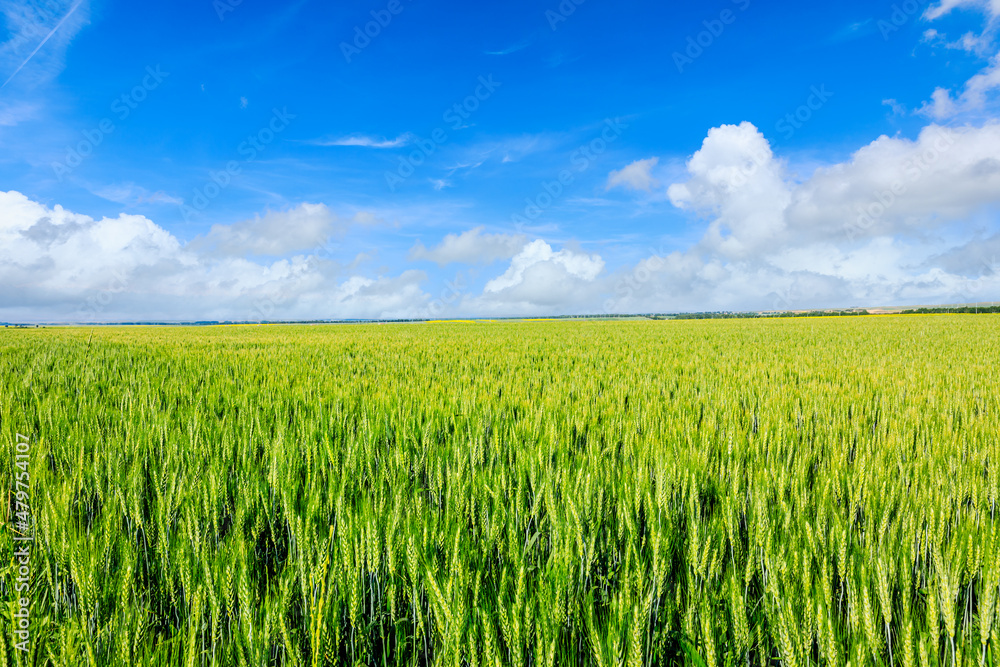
[5,317,1000,665]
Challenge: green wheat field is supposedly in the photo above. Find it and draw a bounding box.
[2,316,999,667]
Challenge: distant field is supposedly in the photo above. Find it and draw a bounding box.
[2,317,999,666]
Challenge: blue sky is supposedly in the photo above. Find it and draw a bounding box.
[2,0,1000,321]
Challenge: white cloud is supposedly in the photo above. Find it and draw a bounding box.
[350,211,385,227]
[923,0,1000,21]
[408,227,527,266]
[882,98,907,116]
[606,120,1000,314]
[326,270,430,319]
[668,122,790,259]
[484,239,603,292]
[956,52,1000,108]
[192,203,340,257]
[466,240,605,314]
[663,122,1000,253]
[1,190,185,316]
[923,233,1000,275]
[0,191,432,322]
[920,53,1000,118]
[948,31,994,55]
[785,123,1000,239]
[606,157,661,192]
[919,87,960,120]
[919,1,1000,119]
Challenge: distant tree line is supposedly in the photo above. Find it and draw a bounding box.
[901,305,1000,314]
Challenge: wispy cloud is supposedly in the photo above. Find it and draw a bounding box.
[1,0,89,89]
[92,183,183,206]
[547,51,582,68]
[0,101,38,126]
[882,98,907,116]
[445,160,485,175]
[409,227,527,266]
[464,133,553,165]
[304,134,412,148]
[485,39,530,56]
[828,18,876,43]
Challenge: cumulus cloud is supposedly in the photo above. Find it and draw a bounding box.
[0,191,432,322]
[923,233,1000,275]
[326,270,430,319]
[663,122,1000,253]
[606,157,661,192]
[192,203,341,257]
[462,240,605,314]
[785,123,1000,240]
[607,120,1000,314]
[668,122,790,259]
[485,240,604,292]
[408,227,527,266]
